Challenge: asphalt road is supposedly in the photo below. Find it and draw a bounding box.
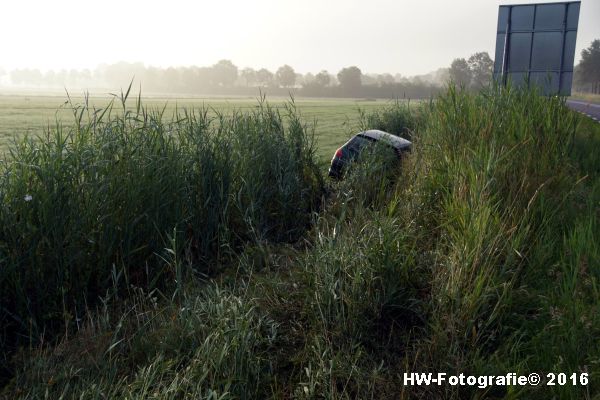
[566,100,600,122]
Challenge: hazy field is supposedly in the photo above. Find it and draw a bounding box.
[0,94,398,161]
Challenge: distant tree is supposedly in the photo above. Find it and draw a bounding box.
[448,58,472,88]
[329,74,339,87]
[303,72,316,86]
[256,68,274,87]
[240,67,257,87]
[468,52,493,89]
[197,67,213,88]
[212,59,238,87]
[573,64,585,91]
[376,73,395,86]
[139,67,158,91]
[10,68,43,86]
[164,67,182,90]
[180,67,201,92]
[55,69,69,86]
[412,76,425,85]
[275,64,296,88]
[79,69,92,85]
[9,70,22,85]
[432,68,450,86]
[42,70,54,86]
[361,74,376,85]
[337,66,362,90]
[67,69,81,86]
[315,70,330,87]
[100,62,146,87]
[578,39,600,93]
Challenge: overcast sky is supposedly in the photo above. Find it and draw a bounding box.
[1,0,598,76]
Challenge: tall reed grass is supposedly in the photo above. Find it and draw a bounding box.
[0,90,323,379]
[401,85,598,398]
[287,84,599,398]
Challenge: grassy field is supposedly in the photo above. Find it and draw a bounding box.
[0,93,398,162]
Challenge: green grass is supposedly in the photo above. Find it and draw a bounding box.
[0,91,325,383]
[0,94,396,162]
[570,91,600,104]
[1,86,599,399]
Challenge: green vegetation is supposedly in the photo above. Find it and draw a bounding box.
[0,91,324,383]
[574,39,600,94]
[1,86,599,399]
[571,91,600,104]
[0,94,389,161]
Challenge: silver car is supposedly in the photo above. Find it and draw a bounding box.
[328,130,412,179]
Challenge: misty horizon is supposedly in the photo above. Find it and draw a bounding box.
[0,58,452,100]
[0,59,452,86]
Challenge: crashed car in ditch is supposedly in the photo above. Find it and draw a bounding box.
[328,129,411,179]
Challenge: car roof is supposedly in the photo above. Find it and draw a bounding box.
[358,130,411,150]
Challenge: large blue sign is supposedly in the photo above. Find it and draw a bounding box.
[494,1,580,95]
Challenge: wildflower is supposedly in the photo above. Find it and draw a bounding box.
[24,194,33,202]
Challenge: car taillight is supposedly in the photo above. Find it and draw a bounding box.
[335,148,343,158]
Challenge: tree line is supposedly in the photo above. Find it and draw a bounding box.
[445,40,600,95]
[2,39,597,97]
[2,60,445,99]
[574,39,600,94]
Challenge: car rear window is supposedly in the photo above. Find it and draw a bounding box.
[347,135,373,153]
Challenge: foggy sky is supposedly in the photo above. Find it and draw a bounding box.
[1,0,599,76]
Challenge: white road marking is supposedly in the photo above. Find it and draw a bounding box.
[567,102,600,123]
[568,100,600,109]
